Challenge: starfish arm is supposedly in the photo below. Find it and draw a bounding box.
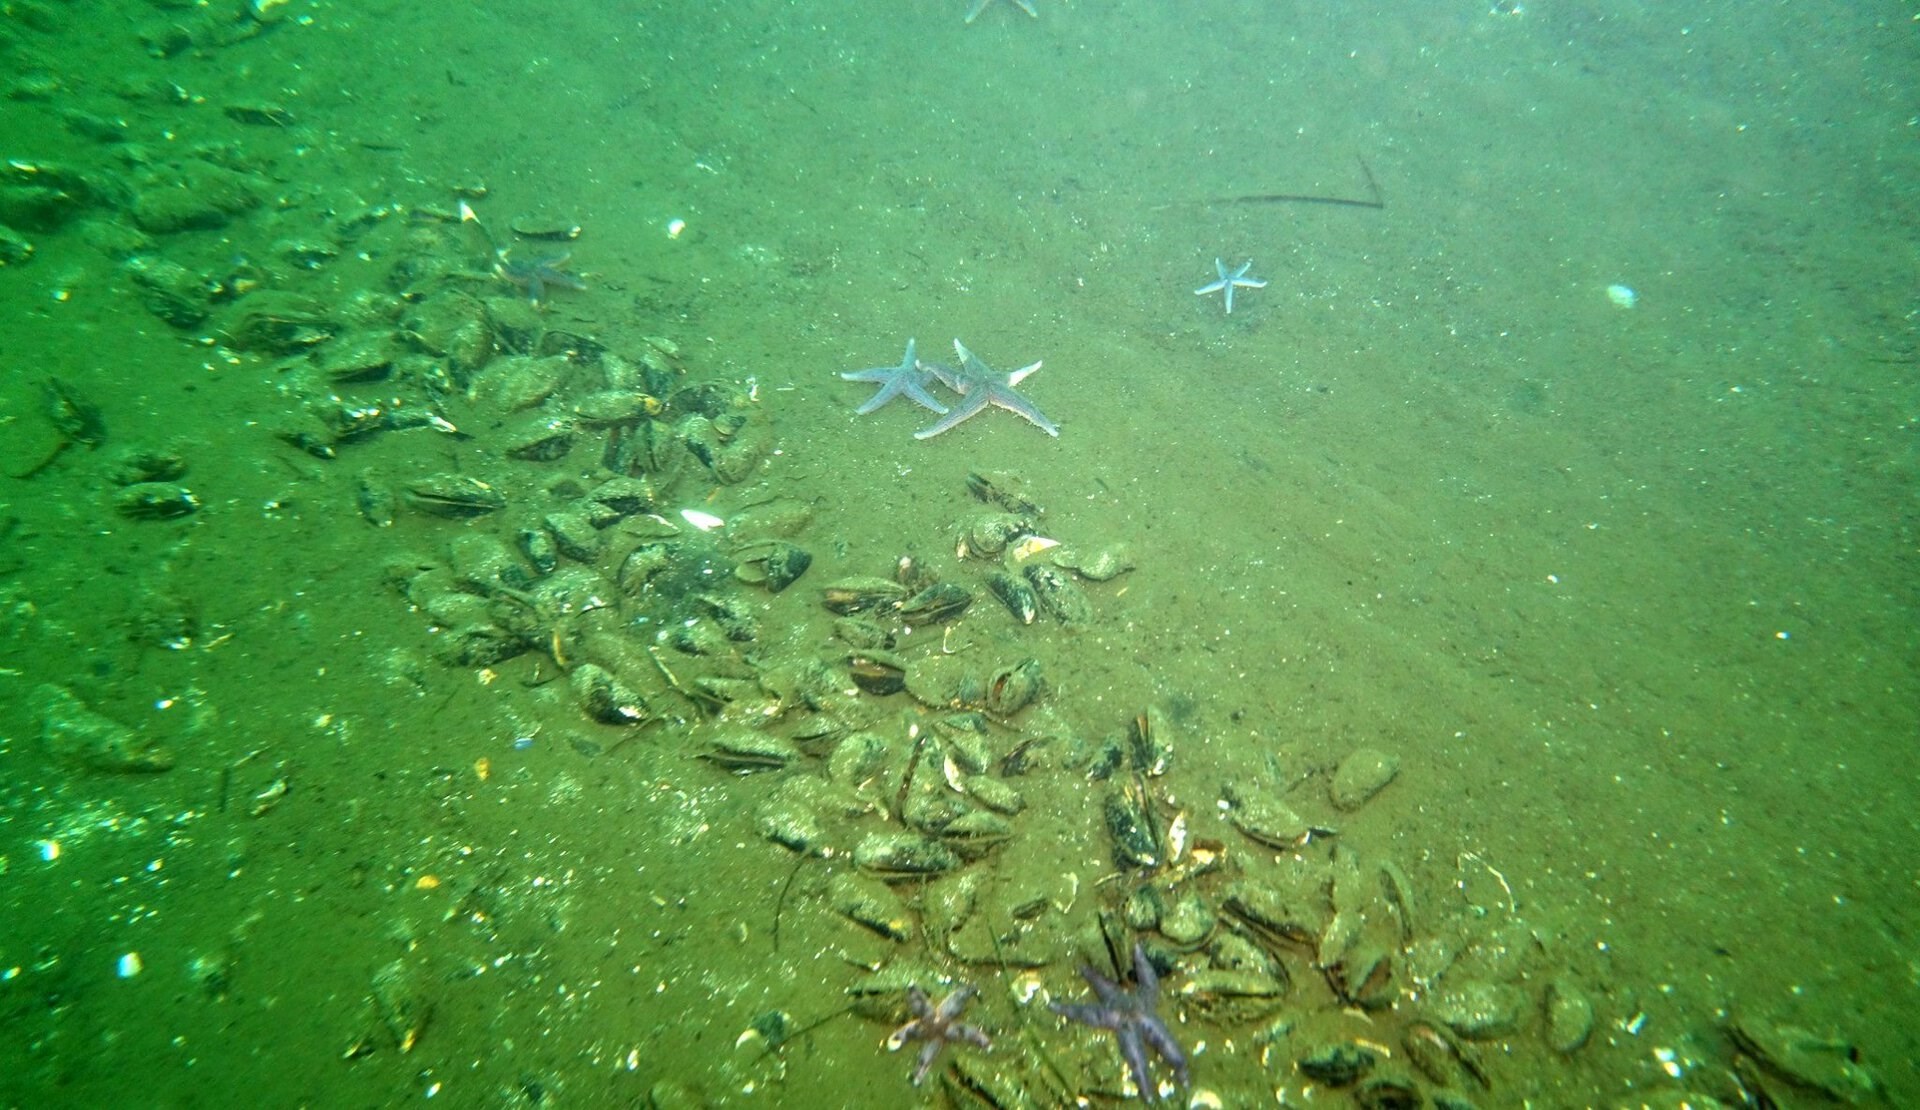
[955,1022,993,1051]
[1196,260,1228,295]
[920,359,963,392]
[886,1018,921,1051]
[1079,965,1128,1007]
[1013,0,1038,14]
[935,986,977,1022]
[988,389,1059,436]
[849,378,905,414]
[911,1040,943,1085]
[913,390,989,439]
[1115,1027,1158,1102]
[1140,1019,1191,1086]
[1049,1000,1124,1030]
[964,0,989,22]
[902,377,950,413]
[1132,943,1159,1000]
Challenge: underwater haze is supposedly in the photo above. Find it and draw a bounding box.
[1,1,1914,1106]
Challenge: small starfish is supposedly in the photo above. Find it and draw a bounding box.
[496,250,587,307]
[965,0,1038,24]
[841,338,949,415]
[887,984,991,1086]
[1050,942,1189,1103]
[1193,257,1267,315]
[915,339,1059,439]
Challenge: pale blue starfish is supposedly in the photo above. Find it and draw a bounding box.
[965,0,1037,24]
[915,340,1058,440]
[1193,258,1267,315]
[841,338,949,416]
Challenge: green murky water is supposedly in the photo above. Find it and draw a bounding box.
[2,2,1914,1106]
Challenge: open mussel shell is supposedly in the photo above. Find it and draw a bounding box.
[952,511,1030,560]
[732,539,812,593]
[984,658,1043,716]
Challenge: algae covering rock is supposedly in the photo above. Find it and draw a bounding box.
[34,684,175,772]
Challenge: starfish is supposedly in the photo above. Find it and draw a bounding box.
[965,0,1037,24]
[495,250,587,307]
[915,339,1059,440]
[886,984,991,1086]
[841,338,949,415]
[1193,257,1267,315]
[1050,942,1189,1103]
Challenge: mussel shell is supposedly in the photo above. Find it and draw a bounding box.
[853,831,960,880]
[965,468,1042,516]
[698,728,798,771]
[953,511,1030,559]
[501,414,575,461]
[734,540,812,593]
[585,475,656,520]
[113,482,201,520]
[572,389,658,427]
[315,330,396,383]
[1023,563,1092,624]
[1328,943,1395,1009]
[1052,542,1134,582]
[847,650,907,696]
[108,445,188,486]
[1352,1075,1420,1110]
[543,509,602,562]
[984,658,1043,716]
[1103,788,1159,870]
[518,527,559,576]
[571,663,648,725]
[404,473,506,518]
[762,543,812,592]
[509,212,582,241]
[1296,1041,1378,1087]
[899,581,972,624]
[821,576,908,615]
[985,569,1038,624]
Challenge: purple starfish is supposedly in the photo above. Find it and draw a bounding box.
[1050,942,1189,1102]
[886,983,991,1086]
[914,339,1059,439]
